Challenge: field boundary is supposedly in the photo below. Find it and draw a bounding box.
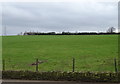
[2,71,120,83]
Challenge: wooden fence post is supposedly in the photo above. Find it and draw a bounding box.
[72,58,75,72]
[3,59,5,71]
[36,58,39,72]
[114,58,118,73]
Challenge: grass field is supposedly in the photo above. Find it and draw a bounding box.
[2,35,118,72]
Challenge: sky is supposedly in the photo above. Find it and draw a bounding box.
[0,0,118,35]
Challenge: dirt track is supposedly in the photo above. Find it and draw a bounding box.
[2,80,120,84]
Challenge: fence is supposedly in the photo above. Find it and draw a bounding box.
[2,58,119,72]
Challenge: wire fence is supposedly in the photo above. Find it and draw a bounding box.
[2,58,119,72]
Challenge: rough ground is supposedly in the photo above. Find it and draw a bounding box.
[2,80,120,84]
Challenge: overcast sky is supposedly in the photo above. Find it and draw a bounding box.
[1,1,118,35]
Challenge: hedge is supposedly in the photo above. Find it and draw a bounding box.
[2,71,120,82]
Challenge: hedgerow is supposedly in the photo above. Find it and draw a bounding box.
[2,71,120,82]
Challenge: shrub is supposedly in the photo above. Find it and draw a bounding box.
[2,71,120,83]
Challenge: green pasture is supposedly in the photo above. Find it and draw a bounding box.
[2,35,118,72]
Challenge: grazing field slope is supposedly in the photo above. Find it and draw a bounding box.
[2,35,118,72]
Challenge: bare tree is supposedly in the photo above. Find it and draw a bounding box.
[107,27,116,33]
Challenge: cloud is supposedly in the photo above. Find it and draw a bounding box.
[0,3,2,35]
[1,1,118,35]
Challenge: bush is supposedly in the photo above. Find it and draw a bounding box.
[2,71,120,82]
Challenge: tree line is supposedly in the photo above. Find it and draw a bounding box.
[22,27,120,35]
[23,31,120,35]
